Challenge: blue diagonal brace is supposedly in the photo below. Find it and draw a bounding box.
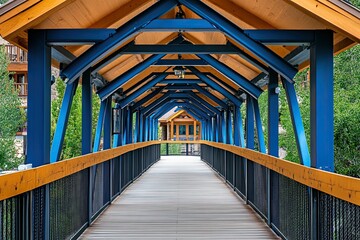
[282,79,311,166]
[118,73,168,107]
[253,98,266,153]
[179,0,297,82]
[93,99,108,152]
[188,66,242,106]
[132,86,165,110]
[198,54,262,98]
[192,84,228,109]
[97,54,165,100]
[60,0,178,83]
[50,79,79,162]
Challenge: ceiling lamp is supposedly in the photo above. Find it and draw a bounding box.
[174,66,186,79]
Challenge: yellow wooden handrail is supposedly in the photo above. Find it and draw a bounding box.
[0,141,158,201]
[1,140,359,206]
[195,141,360,206]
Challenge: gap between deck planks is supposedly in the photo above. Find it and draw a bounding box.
[80,156,279,239]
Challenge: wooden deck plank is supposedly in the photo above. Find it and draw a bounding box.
[80,156,278,239]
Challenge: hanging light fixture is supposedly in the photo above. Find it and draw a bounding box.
[173,66,186,79]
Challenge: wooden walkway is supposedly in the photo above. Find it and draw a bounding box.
[80,156,278,239]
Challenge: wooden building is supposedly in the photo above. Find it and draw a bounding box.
[159,109,200,140]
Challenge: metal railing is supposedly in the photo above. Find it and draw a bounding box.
[200,142,360,240]
[0,142,160,239]
[160,140,201,156]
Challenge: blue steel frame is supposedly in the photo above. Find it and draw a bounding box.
[50,79,79,162]
[282,79,311,167]
[178,0,297,82]
[27,30,52,168]
[310,31,334,172]
[60,0,178,83]
[26,0,335,208]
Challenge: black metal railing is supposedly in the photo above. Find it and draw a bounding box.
[201,144,360,240]
[0,143,160,239]
[161,142,200,156]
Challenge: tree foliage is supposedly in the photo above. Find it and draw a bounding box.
[0,47,25,169]
[257,45,360,177]
[51,79,100,160]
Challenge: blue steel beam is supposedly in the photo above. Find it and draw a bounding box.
[198,54,262,98]
[27,30,52,168]
[268,69,279,157]
[93,99,108,152]
[234,105,245,147]
[226,108,233,145]
[97,54,165,100]
[181,100,214,118]
[82,69,92,154]
[124,44,238,54]
[154,59,207,66]
[205,72,238,94]
[131,86,165,110]
[188,66,242,106]
[113,104,121,148]
[253,98,266,153]
[46,26,314,45]
[282,79,311,167]
[221,111,226,144]
[117,72,168,107]
[91,41,136,73]
[191,84,228,109]
[123,72,157,96]
[50,79,79,162]
[141,92,173,115]
[187,91,221,115]
[160,79,202,84]
[60,0,177,83]
[179,0,298,82]
[310,31,334,171]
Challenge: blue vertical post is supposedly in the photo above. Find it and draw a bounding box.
[144,116,148,141]
[134,110,139,143]
[50,79,79,162]
[234,105,245,147]
[113,104,120,148]
[310,31,334,172]
[82,70,92,154]
[122,108,127,144]
[310,30,334,240]
[221,111,227,143]
[82,69,93,225]
[267,68,279,226]
[213,117,217,142]
[246,97,255,203]
[139,111,143,142]
[27,30,51,167]
[217,114,222,143]
[127,107,133,143]
[103,97,112,204]
[27,29,51,240]
[226,108,233,144]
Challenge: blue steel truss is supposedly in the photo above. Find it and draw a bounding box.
[26,0,335,192]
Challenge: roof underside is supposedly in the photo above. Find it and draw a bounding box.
[0,0,359,120]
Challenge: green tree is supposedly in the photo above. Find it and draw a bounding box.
[51,79,100,160]
[0,47,24,169]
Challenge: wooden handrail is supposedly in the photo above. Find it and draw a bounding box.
[1,140,359,206]
[0,141,158,201]
[195,141,360,206]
